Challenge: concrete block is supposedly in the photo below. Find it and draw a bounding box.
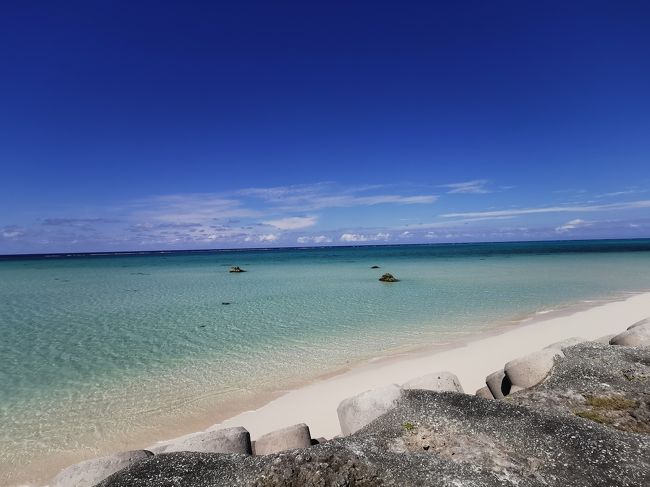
[544,336,586,352]
[610,324,650,347]
[628,317,650,330]
[475,386,494,399]
[337,384,403,436]
[402,371,463,393]
[485,369,511,399]
[254,423,312,455]
[504,348,564,389]
[51,450,153,487]
[594,334,615,344]
[150,427,251,455]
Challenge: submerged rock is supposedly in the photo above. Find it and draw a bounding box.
[229,266,246,273]
[378,273,399,282]
[371,265,381,269]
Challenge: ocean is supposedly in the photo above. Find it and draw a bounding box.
[2,239,650,484]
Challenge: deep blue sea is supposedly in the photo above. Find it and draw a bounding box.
[2,239,650,484]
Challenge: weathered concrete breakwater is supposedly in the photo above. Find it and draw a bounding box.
[50,319,650,486]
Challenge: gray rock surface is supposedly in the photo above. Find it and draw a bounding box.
[99,390,650,485]
[51,450,152,487]
[509,342,650,434]
[485,369,510,399]
[610,323,650,346]
[504,347,564,389]
[337,384,403,435]
[97,343,650,487]
[150,427,251,454]
[402,371,464,393]
[254,423,312,455]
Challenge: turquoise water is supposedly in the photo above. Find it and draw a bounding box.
[2,239,650,484]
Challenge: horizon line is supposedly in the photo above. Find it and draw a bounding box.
[2,236,650,260]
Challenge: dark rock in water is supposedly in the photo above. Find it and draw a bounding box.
[371,265,380,269]
[229,266,246,273]
[378,273,399,282]
[98,343,650,487]
[222,302,231,305]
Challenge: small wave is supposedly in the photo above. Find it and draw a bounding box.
[536,309,555,315]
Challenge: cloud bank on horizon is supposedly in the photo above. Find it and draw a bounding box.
[1,181,649,254]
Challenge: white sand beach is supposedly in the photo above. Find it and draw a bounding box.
[152,291,650,447]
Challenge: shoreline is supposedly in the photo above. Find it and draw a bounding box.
[150,289,650,447]
[16,289,650,486]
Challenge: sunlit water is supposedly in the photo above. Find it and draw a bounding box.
[2,240,650,484]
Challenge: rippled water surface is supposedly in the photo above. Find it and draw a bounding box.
[2,240,650,484]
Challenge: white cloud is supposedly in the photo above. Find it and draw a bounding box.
[340,232,391,242]
[296,235,332,244]
[596,187,647,198]
[441,179,490,194]
[263,216,317,230]
[241,183,437,211]
[555,219,592,233]
[299,194,437,209]
[133,193,260,224]
[259,234,279,242]
[245,234,279,243]
[1,228,25,239]
[398,216,514,231]
[0,225,27,239]
[443,200,650,219]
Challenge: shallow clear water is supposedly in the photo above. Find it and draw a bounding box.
[2,240,650,483]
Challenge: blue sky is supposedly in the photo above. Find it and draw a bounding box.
[1,1,649,253]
